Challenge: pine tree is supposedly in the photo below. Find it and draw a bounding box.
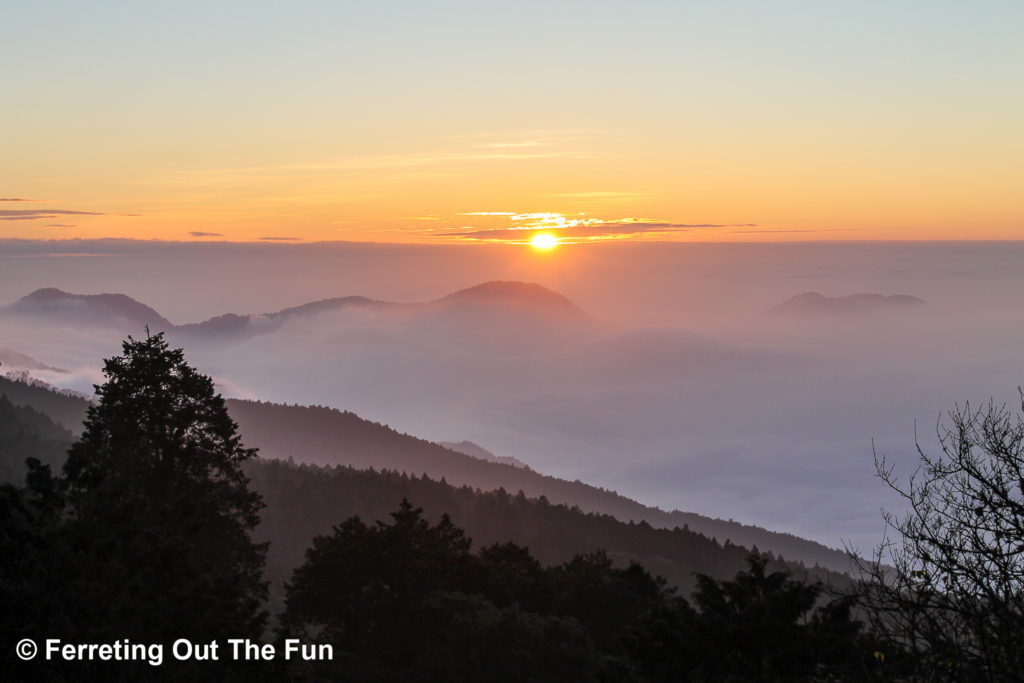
[60,332,267,642]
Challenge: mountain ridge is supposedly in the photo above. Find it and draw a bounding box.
[0,373,855,574]
[769,291,927,316]
[5,281,591,339]
[10,287,174,329]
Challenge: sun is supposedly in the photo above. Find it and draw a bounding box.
[530,233,559,250]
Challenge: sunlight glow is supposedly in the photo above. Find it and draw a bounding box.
[530,233,559,250]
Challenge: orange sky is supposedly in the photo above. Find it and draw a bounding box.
[3,2,1022,244]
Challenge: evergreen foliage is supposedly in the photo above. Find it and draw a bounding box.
[60,332,267,643]
[281,499,665,680]
[0,395,73,483]
[0,373,90,434]
[1,333,268,681]
[626,556,878,681]
[281,501,874,682]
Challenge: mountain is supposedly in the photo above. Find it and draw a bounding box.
[8,288,174,330]
[0,383,848,615]
[225,399,855,574]
[769,291,927,316]
[0,347,66,373]
[4,281,594,344]
[0,393,74,483]
[438,440,533,470]
[436,281,585,315]
[417,281,601,351]
[175,295,392,338]
[0,373,855,574]
[0,375,91,434]
[247,459,850,611]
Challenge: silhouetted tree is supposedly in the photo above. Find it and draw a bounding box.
[63,332,267,641]
[282,500,478,669]
[281,500,617,681]
[859,393,1024,681]
[552,550,669,657]
[2,333,268,680]
[626,555,876,682]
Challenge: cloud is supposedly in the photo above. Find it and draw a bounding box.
[0,209,108,221]
[0,198,40,202]
[147,145,592,188]
[46,224,76,228]
[188,231,224,237]
[730,228,862,234]
[0,208,139,222]
[260,236,302,242]
[439,221,757,241]
[476,141,548,149]
[549,191,648,200]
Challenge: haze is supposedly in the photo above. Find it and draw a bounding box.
[3,239,1022,554]
[5,0,1024,563]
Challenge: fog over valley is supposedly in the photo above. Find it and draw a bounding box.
[3,239,1022,554]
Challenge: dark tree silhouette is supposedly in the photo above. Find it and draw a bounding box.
[859,393,1024,681]
[2,333,269,680]
[61,332,268,642]
[626,555,876,682]
[282,500,682,680]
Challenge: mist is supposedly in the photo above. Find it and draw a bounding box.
[3,239,1023,553]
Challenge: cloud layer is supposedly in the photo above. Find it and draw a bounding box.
[440,213,757,241]
[0,209,106,222]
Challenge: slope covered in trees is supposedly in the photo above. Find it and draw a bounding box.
[12,338,1017,679]
[0,372,846,602]
[0,371,853,572]
[0,374,89,435]
[278,500,878,682]
[229,399,855,572]
[246,458,850,614]
[0,395,73,482]
[2,334,268,681]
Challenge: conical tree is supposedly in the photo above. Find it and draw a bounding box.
[61,332,267,642]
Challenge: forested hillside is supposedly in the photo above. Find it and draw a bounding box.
[0,374,854,572]
[0,374,846,603]
[229,399,855,572]
[246,458,849,614]
[0,395,73,482]
[0,375,89,434]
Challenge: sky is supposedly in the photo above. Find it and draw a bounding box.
[3,1,1022,244]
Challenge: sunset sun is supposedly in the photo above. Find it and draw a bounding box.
[530,233,559,250]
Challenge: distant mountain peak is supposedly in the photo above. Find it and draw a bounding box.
[6,281,592,342]
[20,287,73,302]
[438,281,581,312]
[269,295,388,319]
[0,347,67,374]
[11,288,173,329]
[439,440,533,471]
[769,291,927,316]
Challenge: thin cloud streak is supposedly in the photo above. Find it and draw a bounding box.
[549,191,649,200]
[476,141,548,149]
[440,221,757,241]
[0,209,106,221]
[731,228,862,234]
[150,149,592,187]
